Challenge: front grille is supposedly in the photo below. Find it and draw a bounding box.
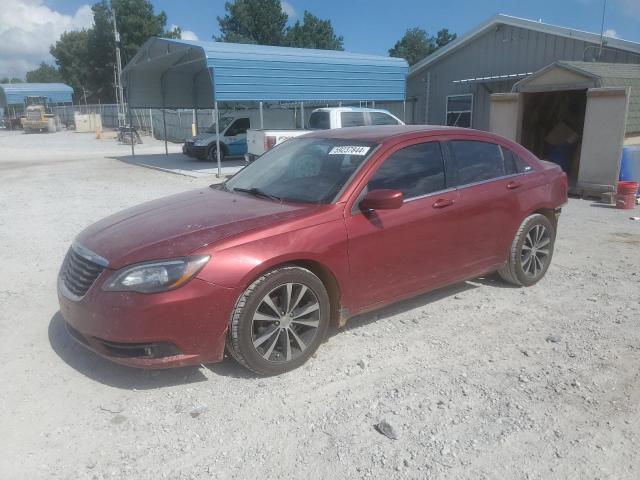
[62,248,105,297]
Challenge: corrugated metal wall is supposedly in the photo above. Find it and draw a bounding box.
[201,42,408,102]
[0,83,74,107]
[407,24,640,129]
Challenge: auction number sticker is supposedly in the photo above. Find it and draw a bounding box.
[329,146,370,155]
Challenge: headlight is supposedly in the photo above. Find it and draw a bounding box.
[103,256,210,294]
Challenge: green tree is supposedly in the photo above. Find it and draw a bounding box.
[389,27,457,66]
[49,0,177,103]
[285,11,343,50]
[0,77,24,84]
[389,28,435,66]
[216,0,288,45]
[50,30,90,98]
[25,62,64,83]
[435,28,457,49]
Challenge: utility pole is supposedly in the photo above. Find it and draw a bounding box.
[112,3,125,127]
[597,0,607,60]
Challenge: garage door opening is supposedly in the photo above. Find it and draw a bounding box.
[520,89,587,187]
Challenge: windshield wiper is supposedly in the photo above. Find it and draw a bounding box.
[232,187,282,202]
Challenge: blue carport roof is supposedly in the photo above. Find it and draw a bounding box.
[122,37,408,108]
[0,83,74,107]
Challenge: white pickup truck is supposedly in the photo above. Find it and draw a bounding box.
[245,107,404,161]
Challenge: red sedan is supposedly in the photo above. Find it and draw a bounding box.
[58,126,568,375]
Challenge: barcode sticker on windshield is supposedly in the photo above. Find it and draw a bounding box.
[329,146,370,156]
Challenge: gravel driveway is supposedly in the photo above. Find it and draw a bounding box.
[1,130,639,479]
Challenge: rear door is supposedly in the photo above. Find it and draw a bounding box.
[444,137,525,273]
[345,139,462,310]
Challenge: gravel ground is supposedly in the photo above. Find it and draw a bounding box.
[1,129,639,479]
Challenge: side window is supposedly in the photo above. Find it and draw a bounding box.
[501,146,533,174]
[341,112,366,127]
[369,112,400,125]
[450,140,505,185]
[226,118,250,136]
[446,95,473,128]
[368,142,446,199]
[308,111,330,129]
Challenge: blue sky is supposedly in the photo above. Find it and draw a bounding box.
[48,0,640,54]
[2,0,638,78]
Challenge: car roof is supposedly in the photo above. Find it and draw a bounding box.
[302,124,478,143]
[312,107,394,114]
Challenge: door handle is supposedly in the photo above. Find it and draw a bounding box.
[432,198,455,209]
[507,181,522,190]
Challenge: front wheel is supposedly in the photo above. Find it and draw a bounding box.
[498,213,555,287]
[227,266,330,375]
[207,144,225,162]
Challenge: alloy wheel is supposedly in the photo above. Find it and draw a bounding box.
[251,283,321,363]
[521,224,551,277]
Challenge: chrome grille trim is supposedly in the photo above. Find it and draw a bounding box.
[59,244,107,300]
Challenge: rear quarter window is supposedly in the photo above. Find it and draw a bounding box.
[501,146,533,174]
[369,112,399,125]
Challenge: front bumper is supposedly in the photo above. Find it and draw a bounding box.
[182,142,207,158]
[58,274,240,368]
[192,145,208,158]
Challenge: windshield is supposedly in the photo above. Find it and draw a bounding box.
[225,138,377,203]
[204,116,234,134]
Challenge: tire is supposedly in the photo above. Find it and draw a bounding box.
[207,144,225,162]
[227,266,330,376]
[498,213,555,287]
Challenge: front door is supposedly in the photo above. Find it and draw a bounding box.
[345,140,462,311]
[223,117,250,156]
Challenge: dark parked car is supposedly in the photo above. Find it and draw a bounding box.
[58,126,568,375]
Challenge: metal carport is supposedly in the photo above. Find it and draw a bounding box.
[0,83,74,107]
[122,37,408,175]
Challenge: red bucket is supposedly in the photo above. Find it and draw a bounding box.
[616,193,637,209]
[617,181,639,195]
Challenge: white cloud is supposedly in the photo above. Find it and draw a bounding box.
[0,0,93,79]
[603,28,618,38]
[181,30,199,41]
[171,24,199,41]
[281,1,297,20]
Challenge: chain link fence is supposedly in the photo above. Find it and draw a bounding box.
[49,101,415,143]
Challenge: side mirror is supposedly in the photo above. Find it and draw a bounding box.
[360,189,404,211]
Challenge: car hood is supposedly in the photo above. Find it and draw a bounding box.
[76,188,315,269]
[186,133,215,143]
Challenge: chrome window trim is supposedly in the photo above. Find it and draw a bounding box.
[454,170,533,191]
[71,242,109,267]
[403,186,457,203]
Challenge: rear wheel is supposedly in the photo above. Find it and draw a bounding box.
[498,213,555,287]
[227,266,330,375]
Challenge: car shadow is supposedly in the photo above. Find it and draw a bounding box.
[334,279,480,337]
[48,312,208,389]
[590,202,617,209]
[111,152,246,178]
[49,275,515,385]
